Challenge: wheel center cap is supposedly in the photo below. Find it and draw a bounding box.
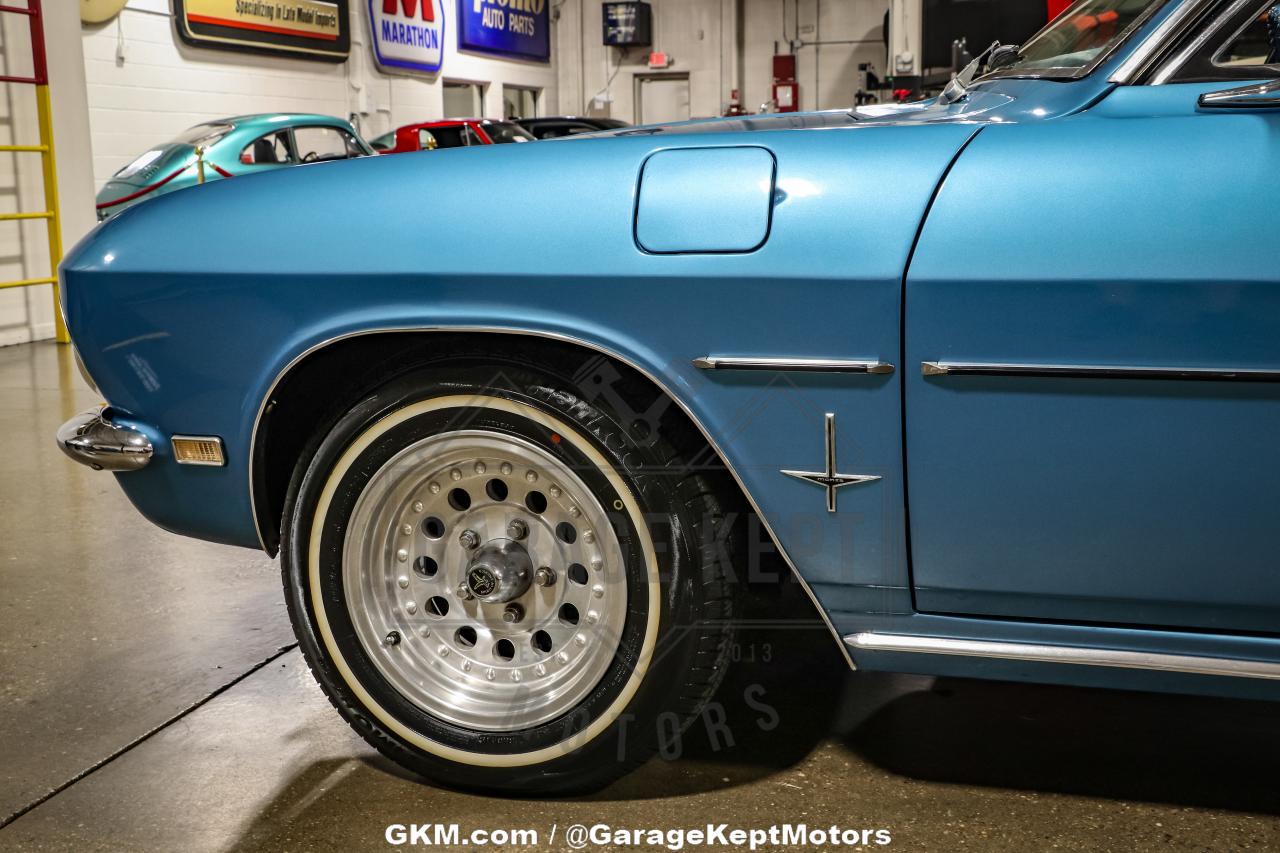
[465,539,533,603]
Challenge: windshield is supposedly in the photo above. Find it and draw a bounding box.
[483,122,535,143]
[1000,0,1168,76]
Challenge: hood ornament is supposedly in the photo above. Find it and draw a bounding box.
[781,413,880,512]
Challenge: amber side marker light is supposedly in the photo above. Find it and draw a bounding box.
[172,435,225,467]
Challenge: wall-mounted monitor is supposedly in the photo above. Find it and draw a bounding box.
[603,2,653,47]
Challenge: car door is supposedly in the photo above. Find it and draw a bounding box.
[904,0,1280,634]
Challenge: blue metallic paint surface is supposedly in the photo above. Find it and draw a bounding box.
[62,123,976,617]
[60,0,1280,697]
[905,81,1280,635]
[634,147,776,253]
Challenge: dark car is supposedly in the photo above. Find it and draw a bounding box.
[515,116,630,139]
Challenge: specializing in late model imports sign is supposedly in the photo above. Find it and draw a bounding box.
[457,0,549,63]
[173,0,350,62]
[368,0,447,75]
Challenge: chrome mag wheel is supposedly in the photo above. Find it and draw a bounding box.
[343,429,628,732]
[285,361,740,793]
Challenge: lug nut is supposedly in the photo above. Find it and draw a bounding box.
[502,603,525,624]
[506,519,528,540]
[459,529,481,550]
[384,630,401,647]
[535,566,556,587]
[456,582,474,601]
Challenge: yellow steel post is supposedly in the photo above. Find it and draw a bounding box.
[35,83,66,342]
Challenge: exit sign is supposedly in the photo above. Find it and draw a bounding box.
[648,51,670,68]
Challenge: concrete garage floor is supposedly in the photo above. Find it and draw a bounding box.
[3,341,1280,852]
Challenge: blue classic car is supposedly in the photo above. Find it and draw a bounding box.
[56,0,1280,793]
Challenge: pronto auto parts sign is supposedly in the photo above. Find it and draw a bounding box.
[173,0,350,62]
[368,0,446,74]
[458,0,549,63]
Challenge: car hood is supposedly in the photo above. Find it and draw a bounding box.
[583,77,1113,138]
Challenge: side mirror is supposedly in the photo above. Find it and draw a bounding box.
[1198,78,1280,109]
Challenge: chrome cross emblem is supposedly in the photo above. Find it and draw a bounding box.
[781,413,880,513]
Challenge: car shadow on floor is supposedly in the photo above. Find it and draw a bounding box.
[224,574,1280,851]
[844,673,1280,815]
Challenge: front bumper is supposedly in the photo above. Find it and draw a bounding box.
[56,405,154,471]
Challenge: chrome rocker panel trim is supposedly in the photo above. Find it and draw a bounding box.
[693,356,895,374]
[921,361,1280,381]
[846,633,1280,681]
[250,326,858,668]
[57,405,153,472]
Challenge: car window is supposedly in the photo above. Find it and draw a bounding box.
[993,0,1168,77]
[530,122,589,139]
[1167,0,1280,81]
[484,122,535,143]
[369,131,395,151]
[427,126,467,148]
[293,126,362,162]
[1216,2,1279,66]
[169,122,233,147]
[418,129,439,150]
[239,130,293,165]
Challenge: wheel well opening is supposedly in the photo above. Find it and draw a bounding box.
[253,331,725,556]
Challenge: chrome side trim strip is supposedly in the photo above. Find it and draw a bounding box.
[1109,0,1215,84]
[845,633,1280,681]
[693,356,895,374]
[921,361,1280,382]
[250,326,857,669]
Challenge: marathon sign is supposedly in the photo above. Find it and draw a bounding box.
[368,0,446,74]
[458,0,550,63]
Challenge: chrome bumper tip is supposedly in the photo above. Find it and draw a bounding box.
[56,405,153,472]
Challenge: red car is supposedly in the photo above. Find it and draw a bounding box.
[369,119,535,154]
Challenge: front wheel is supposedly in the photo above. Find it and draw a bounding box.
[280,358,741,793]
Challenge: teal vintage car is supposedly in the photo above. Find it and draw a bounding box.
[95,113,373,221]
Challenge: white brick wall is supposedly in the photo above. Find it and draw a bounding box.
[82,0,560,189]
[555,0,902,124]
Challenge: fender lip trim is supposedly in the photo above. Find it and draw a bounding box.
[56,405,153,472]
